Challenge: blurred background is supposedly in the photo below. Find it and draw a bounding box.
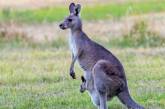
[0,0,165,109]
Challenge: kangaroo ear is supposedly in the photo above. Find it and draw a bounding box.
[69,3,75,14]
[81,76,86,82]
[75,4,81,16]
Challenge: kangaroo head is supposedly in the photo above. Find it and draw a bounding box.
[59,3,82,30]
[80,76,86,93]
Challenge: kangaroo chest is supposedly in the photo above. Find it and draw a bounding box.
[69,34,78,56]
[69,32,97,72]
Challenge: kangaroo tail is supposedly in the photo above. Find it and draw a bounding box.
[117,89,144,109]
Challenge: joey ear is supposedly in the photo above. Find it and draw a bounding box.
[69,3,75,14]
[81,76,86,82]
[74,4,81,16]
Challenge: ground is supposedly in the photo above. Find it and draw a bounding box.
[0,0,165,109]
[0,47,165,109]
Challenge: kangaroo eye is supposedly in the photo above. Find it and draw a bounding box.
[68,19,72,22]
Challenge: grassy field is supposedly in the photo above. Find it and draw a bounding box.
[0,46,165,109]
[0,0,165,23]
[0,0,165,109]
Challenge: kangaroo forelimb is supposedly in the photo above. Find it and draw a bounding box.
[70,49,83,79]
[69,54,77,79]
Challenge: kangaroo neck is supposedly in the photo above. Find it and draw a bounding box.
[70,28,90,42]
[71,28,83,37]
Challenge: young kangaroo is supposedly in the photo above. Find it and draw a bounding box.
[59,3,144,109]
[80,76,87,93]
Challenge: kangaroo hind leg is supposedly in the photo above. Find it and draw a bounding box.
[93,60,127,109]
[92,60,112,109]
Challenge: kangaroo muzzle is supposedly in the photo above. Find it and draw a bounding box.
[59,23,67,30]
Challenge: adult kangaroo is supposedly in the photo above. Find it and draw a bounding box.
[59,3,144,109]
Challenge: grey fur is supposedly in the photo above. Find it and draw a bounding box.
[59,3,144,109]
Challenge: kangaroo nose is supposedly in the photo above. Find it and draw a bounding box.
[59,24,63,28]
[59,24,66,30]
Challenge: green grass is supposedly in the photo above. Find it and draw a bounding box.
[0,47,165,109]
[1,0,165,23]
[0,1,165,108]
[0,36,67,49]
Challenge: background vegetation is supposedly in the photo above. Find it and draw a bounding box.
[1,0,165,23]
[0,0,165,109]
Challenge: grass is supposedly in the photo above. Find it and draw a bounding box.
[0,19,165,49]
[108,20,165,48]
[0,0,165,23]
[0,23,164,108]
[0,1,165,108]
[0,34,67,49]
[0,47,165,109]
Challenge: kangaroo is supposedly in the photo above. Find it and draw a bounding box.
[80,76,87,93]
[59,3,144,109]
